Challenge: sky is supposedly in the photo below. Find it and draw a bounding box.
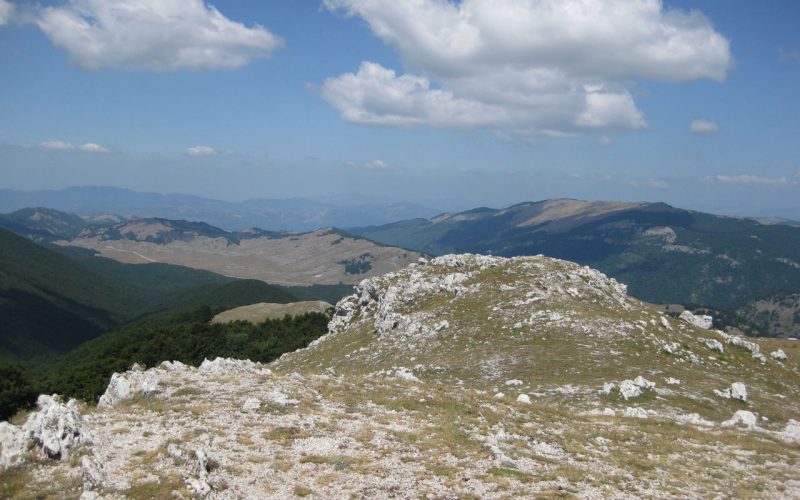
[0,0,799,218]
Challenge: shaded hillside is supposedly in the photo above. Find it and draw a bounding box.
[0,228,306,362]
[350,199,800,336]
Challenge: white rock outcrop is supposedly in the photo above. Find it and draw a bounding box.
[679,311,713,329]
[780,419,800,443]
[770,349,788,361]
[722,410,758,429]
[199,357,272,375]
[618,376,655,400]
[516,394,532,405]
[0,421,27,469]
[23,395,91,461]
[98,369,159,407]
[714,382,748,402]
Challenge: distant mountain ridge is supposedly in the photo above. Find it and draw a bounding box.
[0,186,440,232]
[0,207,423,287]
[349,199,800,337]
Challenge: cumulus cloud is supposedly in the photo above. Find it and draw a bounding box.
[714,175,792,186]
[79,143,110,153]
[322,0,731,134]
[690,119,719,134]
[185,145,217,156]
[40,140,74,151]
[34,0,284,71]
[364,160,389,170]
[0,0,14,26]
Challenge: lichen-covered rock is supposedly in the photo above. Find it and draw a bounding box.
[22,395,91,460]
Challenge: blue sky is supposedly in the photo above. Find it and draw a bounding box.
[1,0,799,218]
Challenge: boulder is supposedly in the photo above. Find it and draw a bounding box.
[679,311,713,329]
[98,369,159,407]
[516,394,532,405]
[22,395,91,460]
[722,410,757,429]
[770,349,788,361]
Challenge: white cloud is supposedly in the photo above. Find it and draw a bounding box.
[79,143,110,153]
[322,62,508,127]
[690,119,719,134]
[714,175,792,186]
[34,0,284,71]
[322,0,731,134]
[40,140,74,151]
[0,0,14,26]
[364,160,389,170]
[185,145,217,156]
[599,136,613,145]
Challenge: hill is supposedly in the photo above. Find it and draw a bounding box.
[211,301,333,325]
[50,216,423,286]
[0,227,307,362]
[350,199,800,337]
[1,254,798,497]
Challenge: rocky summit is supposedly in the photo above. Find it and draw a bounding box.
[2,254,800,498]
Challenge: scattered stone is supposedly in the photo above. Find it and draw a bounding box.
[265,390,300,407]
[730,382,748,402]
[779,419,800,443]
[618,376,655,400]
[624,407,648,419]
[242,398,261,411]
[599,382,616,395]
[770,349,788,361]
[722,410,758,429]
[505,379,523,387]
[81,455,106,489]
[679,311,713,329]
[516,394,532,405]
[494,392,505,399]
[393,367,420,382]
[199,357,271,375]
[666,377,681,385]
[700,338,724,353]
[677,413,714,427]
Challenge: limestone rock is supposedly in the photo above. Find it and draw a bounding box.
[22,395,91,460]
[679,311,713,329]
[0,421,27,469]
[722,410,758,429]
[770,349,788,361]
[98,369,159,407]
[199,357,271,376]
[516,394,532,404]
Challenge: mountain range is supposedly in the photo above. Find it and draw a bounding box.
[350,199,800,337]
[0,187,440,232]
